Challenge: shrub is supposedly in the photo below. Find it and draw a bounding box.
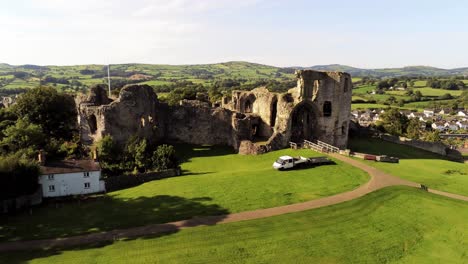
[0,155,40,199]
[152,144,178,171]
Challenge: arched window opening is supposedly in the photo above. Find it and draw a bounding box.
[244,100,253,113]
[270,99,278,126]
[89,115,97,134]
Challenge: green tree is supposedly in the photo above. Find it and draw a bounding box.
[379,108,409,136]
[96,135,120,165]
[412,91,422,101]
[0,154,40,199]
[0,118,45,155]
[425,130,441,142]
[152,144,178,171]
[12,86,77,140]
[124,136,149,172]
[406,119,421,139]
[134,138,148,171]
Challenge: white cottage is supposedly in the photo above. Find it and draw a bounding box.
[39,159,105,198]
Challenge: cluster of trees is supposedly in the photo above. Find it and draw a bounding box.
[0,155,41,200]
[41,76,70,85]
[375,108,440,141]
[426,78,465,90]
[96,135,178,175]
[0,87,81,199]
[158,78,296,106]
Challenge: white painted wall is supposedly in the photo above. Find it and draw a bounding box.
[39,170,105,198]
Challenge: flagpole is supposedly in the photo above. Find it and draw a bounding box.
[107,64,111,97]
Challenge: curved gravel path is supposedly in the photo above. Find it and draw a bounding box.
[0,153,466,252]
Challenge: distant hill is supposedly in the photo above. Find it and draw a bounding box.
[0,61,467,95]
[302,64,468,77]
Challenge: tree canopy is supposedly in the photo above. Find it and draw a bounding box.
[12,86,77,140]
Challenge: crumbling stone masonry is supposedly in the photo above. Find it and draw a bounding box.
[77,70,352,154]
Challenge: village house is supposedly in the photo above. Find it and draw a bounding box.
[438,108,452,115]
[456,120,468,130]
[431,121,446,132]
[38,152,105,198]
[407,112,424,119]
[423,109,434,117]
[444,121,459,132]
[457,110,467,117]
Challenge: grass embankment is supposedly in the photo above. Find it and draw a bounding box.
[348,138,468,196]
[3,186,467,263]
[0,145,368,242]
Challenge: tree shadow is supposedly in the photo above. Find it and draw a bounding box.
[174,144,235,164]
[181,169,214,176]
[347,137,449,160]
[0,195,229,246]
[0,195,230,263]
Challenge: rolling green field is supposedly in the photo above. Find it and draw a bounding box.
[413,87,463,96]
[348,138,468,196]
[3,186,467,264]
[0,62,296,92]
[0,145,369,242]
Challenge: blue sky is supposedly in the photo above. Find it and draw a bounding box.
[1,0,467,68]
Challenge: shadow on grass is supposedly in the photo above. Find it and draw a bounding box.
[174,144,235,164]
[0,195,229,245]
[280,161,337,171]
[0,195,230,263]
[348,137,448,160]
[181,169,214,176]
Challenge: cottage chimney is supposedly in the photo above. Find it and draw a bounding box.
[38,150,46,165]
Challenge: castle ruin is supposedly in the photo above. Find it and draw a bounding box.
[77,70,352,154]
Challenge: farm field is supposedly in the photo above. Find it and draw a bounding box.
[413,87,463,96]
[348,138,468,196]
[0,145,369,242]
[3,186,467,264]
[403,99,456,109]
[350,103,417,110]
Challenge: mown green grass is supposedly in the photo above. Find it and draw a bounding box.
[0,145,368,242]
[3,186,467,264]
[348,138,468,196]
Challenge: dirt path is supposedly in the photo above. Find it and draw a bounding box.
[0,154,466,252]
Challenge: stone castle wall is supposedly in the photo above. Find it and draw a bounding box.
[77,70,352,154]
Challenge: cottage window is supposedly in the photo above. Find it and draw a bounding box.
[84,172,90,178]
[48,174,54,180]
[84,182,91,189]
[48,185,55,192]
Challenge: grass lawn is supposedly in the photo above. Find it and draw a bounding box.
[3,186,467,264]
[0,145,369,242]
[348,137,468,196]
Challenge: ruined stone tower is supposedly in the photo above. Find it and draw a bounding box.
[77,69,352,154]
